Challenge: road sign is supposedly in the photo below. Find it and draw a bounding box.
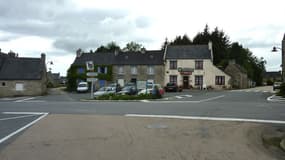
[86,61,94,71]
[86,72,98,77]
[87,78,98,82]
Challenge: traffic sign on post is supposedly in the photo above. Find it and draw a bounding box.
[87,78,98,82]
[86,72,98,77]
[86,61,94,71]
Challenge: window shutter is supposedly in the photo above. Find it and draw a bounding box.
[104,67,108,74]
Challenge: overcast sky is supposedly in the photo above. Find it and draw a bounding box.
[0,0,284,76]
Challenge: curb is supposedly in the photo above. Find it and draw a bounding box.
[267,95,285,102]
[80,99,147,102]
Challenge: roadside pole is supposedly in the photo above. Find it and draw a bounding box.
[91,81,94,99]
[86,61,97,99]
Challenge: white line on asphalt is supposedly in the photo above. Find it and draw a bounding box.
[175,96,184,99]
[2,112,48,115]
[140,100,150,103]
[0,112,48,144]
[125,114,285,124]
[0,114,38,121]
[254,90,260,92]
[263,91,268,93]
[14,97,35,102]
[198,95,225,102]
[184,95,193,98]
[141,95,225,103]
[267,95,285,102]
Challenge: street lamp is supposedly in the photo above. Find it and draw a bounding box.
[272,45,284,82]
[46,61,54,72]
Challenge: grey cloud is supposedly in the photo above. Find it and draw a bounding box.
[0,0,154,54]
[135,17,152,28]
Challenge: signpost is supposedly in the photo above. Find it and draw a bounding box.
[86,61,97,99]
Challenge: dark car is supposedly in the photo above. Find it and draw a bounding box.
[118,86,137,95]
[164,82,182,92]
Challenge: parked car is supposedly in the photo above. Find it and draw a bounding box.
[118,86,137,95]
[108,83,121,92]
[164,82,182,92]
[77,82,89,93]
[138,84,164,95]
[273,82,282,91]
[93,86,116,97]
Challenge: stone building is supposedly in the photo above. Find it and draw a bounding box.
[0,51,47,97]
[113,50,164,87]
[224,61,248,89]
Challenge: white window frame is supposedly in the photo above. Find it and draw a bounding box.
[131,65,138,75]
[147,65,155,75]
[15,83,24,91]
[118,66,124,75]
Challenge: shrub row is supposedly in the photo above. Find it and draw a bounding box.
[277,83,285,98]
[95,93,161,100]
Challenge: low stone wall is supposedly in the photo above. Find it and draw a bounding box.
[0,80,47,97]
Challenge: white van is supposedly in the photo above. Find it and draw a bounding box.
[77,82,89,93]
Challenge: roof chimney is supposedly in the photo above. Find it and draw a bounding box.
[41,53,46,63]
[208,41,213,62]
[76,48,83,57]
[114,49,119,56]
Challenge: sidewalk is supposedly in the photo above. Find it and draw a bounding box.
[0,114,284,160]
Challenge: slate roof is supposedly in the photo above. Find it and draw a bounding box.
[72,52,115,66]
[165,45,212,59]
[72,50,164,66]
[113,50,164,65]
[0,54,45,80]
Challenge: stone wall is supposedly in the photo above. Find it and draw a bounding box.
[224,65,248,89]
[0,79,46,97]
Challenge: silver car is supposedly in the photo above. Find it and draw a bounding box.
[94,87,116,97]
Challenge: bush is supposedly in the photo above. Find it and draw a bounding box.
[277,83,285,98]
[266,79,273,85]
[95,93,161,100]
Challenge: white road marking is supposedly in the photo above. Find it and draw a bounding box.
[0,112,48,144]
[263,91,268,93]
[14,97,35,102]
[254,90,260,92]
[184,95,193,98]
[2,112,48,115]
[198,95,225,102]
[125,114,285,124]
[141,95,224,103]
[267,95,285,102]
[0,114,38,121]
[140,100,150,103]
[175,96,184,99]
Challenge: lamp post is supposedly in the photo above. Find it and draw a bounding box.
[46,61,53,72]
[272,46,285,82]
[271,33,285,82]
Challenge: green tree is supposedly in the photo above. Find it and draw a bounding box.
[170,34,192,45]
[95,41,121,53]
[123,41,144,52]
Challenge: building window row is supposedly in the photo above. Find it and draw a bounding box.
[169,60,203,70]
[118,66,155,75]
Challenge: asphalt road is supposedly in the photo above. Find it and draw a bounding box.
[0,87,284,121]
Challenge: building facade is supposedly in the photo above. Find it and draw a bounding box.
[0,52,47,97]
[164,43,231,89]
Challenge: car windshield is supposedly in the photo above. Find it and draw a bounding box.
[167,83,175,86]
[98,87,106,91]
[78,84,87,87]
